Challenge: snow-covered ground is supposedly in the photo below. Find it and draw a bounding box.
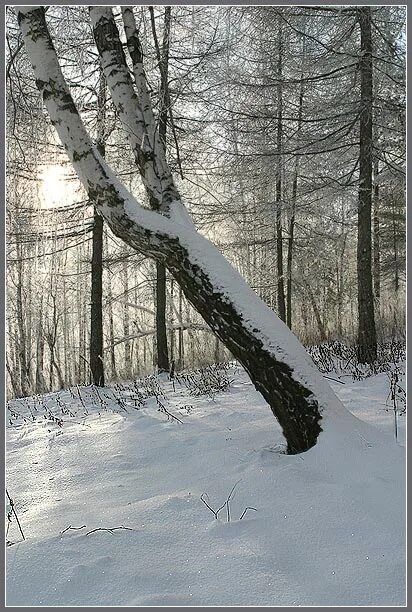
[6,364,405,606]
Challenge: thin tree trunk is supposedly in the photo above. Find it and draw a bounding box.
[52,352,65,390]
[122,261,131,377]
[373,160,381,305]
[337,226,347,339]
[307,286,327,343]
[169,278,175,367]
[150,7,172,372]
[47,293,65,390]
[392,203,399,293]
[62,276,69,385]
[276,15,286,323]
[286,187,296,330]
[357,6,377,364]
[336,264,343,338]
[108,296,116,379]
[286,32,306,330]
[156,261,169,370]
[178,286,184,369]
[16,243,31,397]
[35,297,47,394]
[89,74,106,386]
[90,72,106,386]
[90,208,105,385]
[105,232,117,379]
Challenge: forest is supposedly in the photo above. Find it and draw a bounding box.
[6,4,406,607]
[6,4,405,398]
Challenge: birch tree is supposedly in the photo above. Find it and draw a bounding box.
[18,5,364,453]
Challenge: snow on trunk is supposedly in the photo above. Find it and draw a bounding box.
[18,6,357,453]
[88,6,179,217]
[89,6,195,229]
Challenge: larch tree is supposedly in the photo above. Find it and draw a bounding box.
[356,6,377,364]
[18,5,359,454]
[90,70,106,387]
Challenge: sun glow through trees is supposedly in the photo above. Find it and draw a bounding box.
[39,164,79,209]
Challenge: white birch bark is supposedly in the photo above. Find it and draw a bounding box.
[89,6,193,229]
[17,5,357,453]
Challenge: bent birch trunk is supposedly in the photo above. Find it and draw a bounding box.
[18,6,351,453]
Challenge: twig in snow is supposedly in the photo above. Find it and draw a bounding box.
[200,493,219,519]
[85,526,133,536]
[6,489,25,541]
[200,480,242,522]
[239,507,258,520]
[156,398,183,423]
[323,375,345,384]
[60,524,87,534]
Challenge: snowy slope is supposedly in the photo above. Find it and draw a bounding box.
[6,366,405,606]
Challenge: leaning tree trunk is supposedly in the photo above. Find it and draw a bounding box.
[357,7,377,364]
[18,5,355,454]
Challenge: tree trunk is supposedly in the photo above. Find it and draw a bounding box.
[178,287,184,369]
[35,297,47,394]
[47,293,65,390]
[286,185,296,330]
[19,5,356,454]
[90,208,105,385]
[357,7,377,364]
[122,261,131,378]
[90,72,106,386]
[156,261,169,371]
[275,15,286,323]
[392,203,399,293]
[104,231,117,379]
[308,287,327,343]
[16,243,31,397]
[150,6,172,372]
[75,254,85,383]
[373,160,381,305]
[169,278,175,367]
[286,32,306,330]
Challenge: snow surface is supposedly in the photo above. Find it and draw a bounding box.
[6,365,405,606]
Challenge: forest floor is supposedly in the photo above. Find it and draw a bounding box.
[6,362,405,606]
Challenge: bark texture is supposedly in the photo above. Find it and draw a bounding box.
[152,7,173,372]
[357,7,377,364]
[90,74,106,386]
[90,208,105,386]
[156,261,169,371]
[275,15,286,323]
